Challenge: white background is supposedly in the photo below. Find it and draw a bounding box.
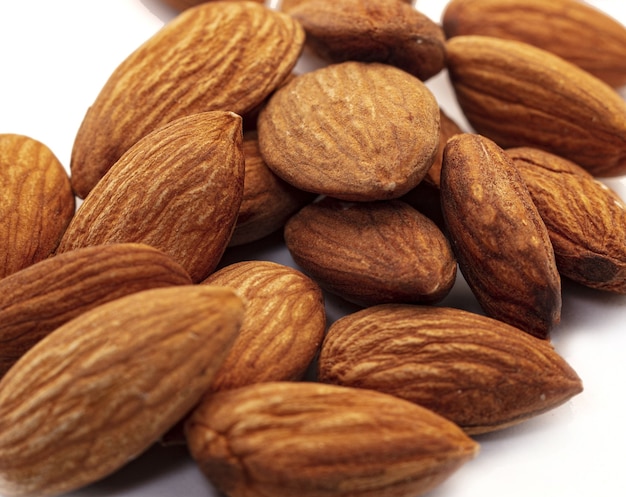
[1,1,626,496]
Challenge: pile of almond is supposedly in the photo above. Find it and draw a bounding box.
[1,1,625,496]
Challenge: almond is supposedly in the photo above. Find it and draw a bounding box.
[318,304,583,434]
[57,111,244,283]
[0,285,244,497]
[0,134,74,279]
[185,381,479,497]
[163,0,265,11]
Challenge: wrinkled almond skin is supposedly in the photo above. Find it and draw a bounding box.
[318,304,583,435]
[508,147,626,293]
[289,0,446,81]
[442,0,626,88]
[163,0,264,11]
[258,61,440,201]
[284,198,457,306]
[0,285,244,497]
[202,260,326,391]
[185,381,479,497]
[445,35,626,176]
[441,134,561,338]
[0,243,192,378]
[70,1,304,198]
[0,134,74,279]
[57,111,244,283]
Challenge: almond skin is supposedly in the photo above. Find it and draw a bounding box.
[185,381,479,497]
[0,243,192,379]
[57,111,245,283]
[0,285,244,497]
[0,134,75,279]
[440,133,561,338]
[318,304,583,435]
[445,35,626,176]
[70,1,304,198]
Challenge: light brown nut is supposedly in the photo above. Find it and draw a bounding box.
[258,61,440,201]
[508,147,626,293]
[281,0,413,12]
[442,0,626,88]
[288,0,446,81]
[0,285,244,497]
[284,197,457,306]
[318,304,583,435]
[440,133,561,338]
[70,1,304,198]
[202,260,326,391]
[163,0,265,12]
[185,381,479,497]
[445,35,626,177]
[0,243,192,379]
[0,134,75,279]
[57,111,244,283]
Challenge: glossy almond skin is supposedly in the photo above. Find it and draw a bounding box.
[0,285,244,497]
[284,198,457,306]
[442,0,626,88]
[0,134,74,279]
[440,134,561,338]
[318,304,583,434]
[185,381,479,497]
[70,1,304,198]
[446,35,626,176]
[58,112,245,283]
[0,243,192,378]
[508,147,626,293]
[202,260,326,391]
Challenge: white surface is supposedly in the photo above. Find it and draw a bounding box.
[1,1,626,496]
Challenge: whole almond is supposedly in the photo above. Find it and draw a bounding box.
[508,147,626,293]
[185,381,479,497]
[57,111,244,283]
[0,134,74,279]
[70,1,304,198]
[318,304,583,434]
[0,285,244,497]
[442,0,626,88]
[441,133,561,338]
[0,243,192,378]
[258,61,440,201]
[445,35,626,176]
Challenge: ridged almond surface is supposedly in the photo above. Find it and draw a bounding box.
[258,61,440,201]
[57,111,245,283]
[185,381,479,497]
[0,134,75,279]
[0,285,244,497]
[202,260,326,391]
[0,243,192,378]
[284,197,457,306]
[318,304,583,434]
[440,134,561,338]
[70,1,304,198]
[163,0,264,11]
[508,147,626,293]
[445,35,626,176]
[442,0,626,88]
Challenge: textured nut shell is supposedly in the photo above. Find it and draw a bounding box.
[70,1,304,198]
[0,285,244,497]
[185,381,479,497]
[440,134,561,338]
[442,0,626,88]
[289,0,446,81]
[508,147,626,293]
[58,112,245,283]
[284,198,457,306]
[319,304,583,434]
[0,134,74,279]
[258,61,440,201]
[163,0,264,11]
[445,35,626,176]
[0,243,192,378]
